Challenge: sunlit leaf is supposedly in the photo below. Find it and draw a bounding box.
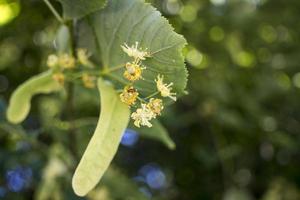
[57,0,107,19]
[7,71,61,124]
[82,0,188,96]
[72,78,130,196]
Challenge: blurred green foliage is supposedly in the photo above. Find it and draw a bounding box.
[1,0,300,199]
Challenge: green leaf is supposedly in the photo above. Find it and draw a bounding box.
[57,0,107,20]
[130,119,176,150]
[84,0,188,96]
[72,78,130,197]
[7,71,61,124]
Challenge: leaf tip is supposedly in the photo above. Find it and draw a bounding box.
[6,116,21,124]
[6,105,27,124]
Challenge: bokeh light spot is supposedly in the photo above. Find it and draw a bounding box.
[121,129,139,147]
[139,164,167,190]
[186,48,203,68]
[262,116,277,132]
[259,25,277,43]
[180,5,198,22]
[275,72,291,90]
[209,26,225,42]
[165,0,182,15]
[146,169,166,189]
[0,1,20,26]
[6,167,32,192]
[210,0,226,6]
[236,51,255,68]
[292,72,300,88]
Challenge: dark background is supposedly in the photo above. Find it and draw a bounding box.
[0,0,300,199]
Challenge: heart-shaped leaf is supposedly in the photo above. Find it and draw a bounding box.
[7,71,61,124]
[82,0,187,96]
[57,0,107,19]
[72,78,130,196]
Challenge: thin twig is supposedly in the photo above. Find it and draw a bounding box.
[43,0,64,24]
[137,96,147,103]
[145,91,160,100]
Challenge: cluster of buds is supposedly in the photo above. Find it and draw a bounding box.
[82,73,96,88]
[120,42,176,128]
[47,53,75,70]
[46,49,96,88]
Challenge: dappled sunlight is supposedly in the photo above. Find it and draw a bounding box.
[0,1,20,26]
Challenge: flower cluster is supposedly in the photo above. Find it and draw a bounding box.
[46,43,177,128]
[120,42,176,128]
[120,42,149,82]
[46,49,96,88]
[130,98,164,128]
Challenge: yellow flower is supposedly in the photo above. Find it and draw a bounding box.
[59,54,76,69]
[147,98,164,116]
[82,73,96,88]
[52,72,65,85]
[131,104,155,128]
[155,75,177,101]
[77,48,92,67]
[47,54,58,68]
[123,62,144,81]
[120,86,139,106]
[121,42,150,61]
